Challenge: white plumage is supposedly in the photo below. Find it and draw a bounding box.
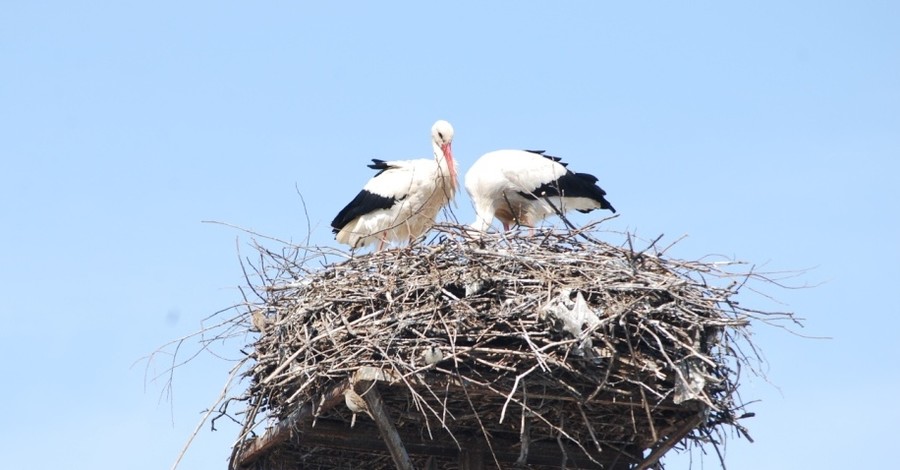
[331,120,457,249]
[465,149,615,231]
[422,345,443,366]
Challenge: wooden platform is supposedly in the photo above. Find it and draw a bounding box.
[233,367,703,469]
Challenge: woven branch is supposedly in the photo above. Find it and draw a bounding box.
[217,223,794,469]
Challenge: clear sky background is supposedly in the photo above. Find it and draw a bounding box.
[1,2,898,469]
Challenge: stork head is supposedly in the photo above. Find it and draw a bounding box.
[431,119,456,183]
[431,120,454,150]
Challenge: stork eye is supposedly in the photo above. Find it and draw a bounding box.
[438,132,444,139]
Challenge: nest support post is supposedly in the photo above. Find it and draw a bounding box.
[357,379,416,470]
[458,439,485,470]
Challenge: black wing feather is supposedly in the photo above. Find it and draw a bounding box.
[331,159,401,233]
[522,171,615,213]
[524,149,567,166]
[367,159,395,177]
[331,189,397,233]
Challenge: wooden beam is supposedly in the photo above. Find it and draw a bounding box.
[359,382,416,470]
[636,413,705,470]
[235,378,350,466]
[272,419,636,468]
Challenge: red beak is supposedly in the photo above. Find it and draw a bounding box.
[441,142,457,183]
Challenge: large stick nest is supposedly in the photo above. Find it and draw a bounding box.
[229,224,793,469]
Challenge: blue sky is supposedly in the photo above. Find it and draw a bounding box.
[1,1,898,469]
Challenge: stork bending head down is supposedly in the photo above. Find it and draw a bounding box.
[464,149,615,232]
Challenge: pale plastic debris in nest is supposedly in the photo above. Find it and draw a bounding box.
[539,288,603,356]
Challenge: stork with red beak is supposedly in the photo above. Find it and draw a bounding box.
[331,120,457,249]
[464,149,615,231]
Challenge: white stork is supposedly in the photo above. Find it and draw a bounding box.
[464,149,615,231]
[331,120,457,249]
